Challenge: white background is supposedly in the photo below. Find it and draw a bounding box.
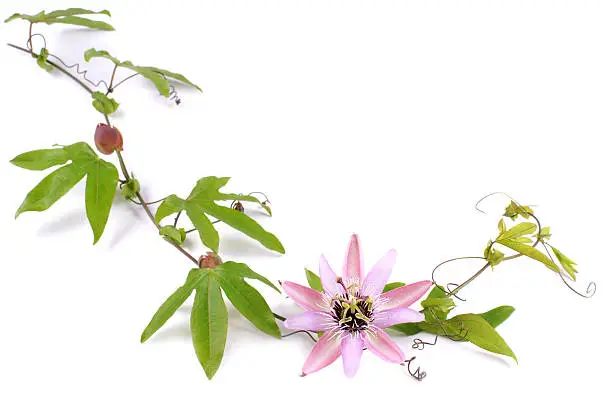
[0,1,610,407]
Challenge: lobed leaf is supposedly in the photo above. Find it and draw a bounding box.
[550,246,578,280]
[5,9,113,30]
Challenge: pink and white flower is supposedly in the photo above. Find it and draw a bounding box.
[281,234,432,377]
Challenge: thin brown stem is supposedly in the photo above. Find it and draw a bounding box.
[106,64,118,95]
[8,43,94,95]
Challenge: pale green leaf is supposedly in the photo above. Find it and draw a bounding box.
[92,92,119,115]
[497,239,560,272]
[497,222,537,241]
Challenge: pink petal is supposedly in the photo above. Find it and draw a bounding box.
[372,307,423,329]
[364,326,405,364]
[361,249,397,297]
[343,234,364,285]
[319,255,342,296]
[281,281,329,312]
[302,328,343,376]
[377,280,432,311]
[341,332,364,377]
[284,311,336,332]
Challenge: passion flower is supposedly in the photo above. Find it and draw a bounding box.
[281,234,432,377]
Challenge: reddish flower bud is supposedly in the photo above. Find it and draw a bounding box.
[94,123,123,155]
[199,252,223,269]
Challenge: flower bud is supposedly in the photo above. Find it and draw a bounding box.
[120,178,140,200]
[199,252,223,269]
[94,123,123,155]
[232,201,245,213]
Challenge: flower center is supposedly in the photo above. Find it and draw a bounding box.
[330,292,374,332]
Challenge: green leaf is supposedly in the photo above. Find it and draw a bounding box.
[498,219,506,234]
[198,202,285,254]
[154,194,185,223]
[36,48,53,72]
[390,305,515,337]
[537,226,552,241]
[421,286,454,322]
[450,314,517,362]
[497,222,537,241]
[159,225,187,246]
[10,148,68,170]
[156,177,284,254]
[383,282,405,293]
[185,202,219,252]
[84,48,201,96]
[15,162,86,217]
[84,158,118,244]
[44,8,111,19]
[216,262,280,293]
[188,177,259,203]
[480,305,515,328]
[550,246,578,280]
[503,201,533,220]
[140,272,202,343]
[212,271,281,338]
[484,241,505,267]
[191,272,228,380]
[92,92,119,115]
[5,9,113,30]
[48,16,114,30]
[305,269,323,292]
[497,239,560,272]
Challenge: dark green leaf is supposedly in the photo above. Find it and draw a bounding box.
[191,272,228,379]
[305,269,323,292]
[15,163,86,217]
[84,158,118,244]
[216,262,280,293]
[92,92,119,115]
[10,148,68,170]
[212,271,281,338]
[497,239,560,272]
